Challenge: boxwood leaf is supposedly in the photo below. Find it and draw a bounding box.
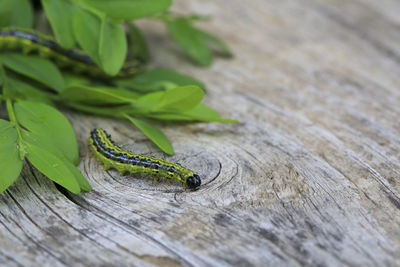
[60,85,138,106]
[129,91,164,114]
[0,119,24,193]
[153,85,204,112]
[99,19,127,76]
[25,143,81,194]
[8,77,53,104]
[198,29,233,57]
[65,102,137,117]
[64,160,91,192]
[73,8,101,66]
[1,53,65,92]
[149,104,238,123]
[167,19,212,66]
[22,130,91,192]
[83,0,172,20]
[0,0,33,28]
[14,101,79,165]
[125,115,173,155]
[42,0,76,49]
[63,73,91,86]
[73,8,126,75]
[114,68,205,92]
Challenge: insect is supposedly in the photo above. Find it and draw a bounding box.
[0,28,142,78]
[89,128,201,189]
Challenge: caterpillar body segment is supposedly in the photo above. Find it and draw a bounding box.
[89,128,201,189]
[0,28,142,78]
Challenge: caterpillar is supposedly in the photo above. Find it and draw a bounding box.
[89,128,201,189]
[0,28,142,78]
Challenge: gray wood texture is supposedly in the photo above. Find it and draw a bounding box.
[1,0,400,266]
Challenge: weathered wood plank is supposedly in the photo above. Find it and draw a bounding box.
[1,0,400,266]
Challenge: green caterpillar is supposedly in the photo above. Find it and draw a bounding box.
[90,128,202,189]
[0,28,142,78]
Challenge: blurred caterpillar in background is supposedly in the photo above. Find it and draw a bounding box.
[0,28,142,78]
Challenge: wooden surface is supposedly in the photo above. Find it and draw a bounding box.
[1,0,400,266]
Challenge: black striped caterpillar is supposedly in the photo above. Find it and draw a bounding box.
[0,28,142,78]
[90,128,201,189]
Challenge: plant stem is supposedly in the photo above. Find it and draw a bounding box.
[5,94,26,160]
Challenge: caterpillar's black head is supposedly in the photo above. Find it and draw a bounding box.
[186,174,201,189]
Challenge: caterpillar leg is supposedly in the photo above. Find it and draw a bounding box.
[153,177,158,184]
[166,179,171,186]
[103,163,111,171]
[22,43,35,54]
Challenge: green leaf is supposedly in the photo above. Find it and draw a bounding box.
[124,115,173,155]
[63,73,91,87]
[153,85,204,112]
[64,160,91,192]
[42,0,76,49]
[82,0,172,20]
[149,104,238,123]
[131,91,165,113]
[167,19,212,66]
[73,8,102,66]
[65,102,136,117]
[183,104,238,122]
[22,130,91,192]
[114,68,205,92]
[14,101,79,165]
[1,53,65,92]
[127,24,149,62]
[8,77,53,104]
[0,0,33,28]
[25,143,81,194]
[73,9,127,75]
[0,120,24,193]
[99,19,127,76]
[198,29,233,57]
[60,85,139,106]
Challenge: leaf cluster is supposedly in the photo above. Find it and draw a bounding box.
[0,0,235,194]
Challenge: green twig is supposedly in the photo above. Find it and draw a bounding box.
[6,99,26,160]
[0,63,26,159]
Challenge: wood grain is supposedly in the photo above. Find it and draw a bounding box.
[1,0,400,266]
